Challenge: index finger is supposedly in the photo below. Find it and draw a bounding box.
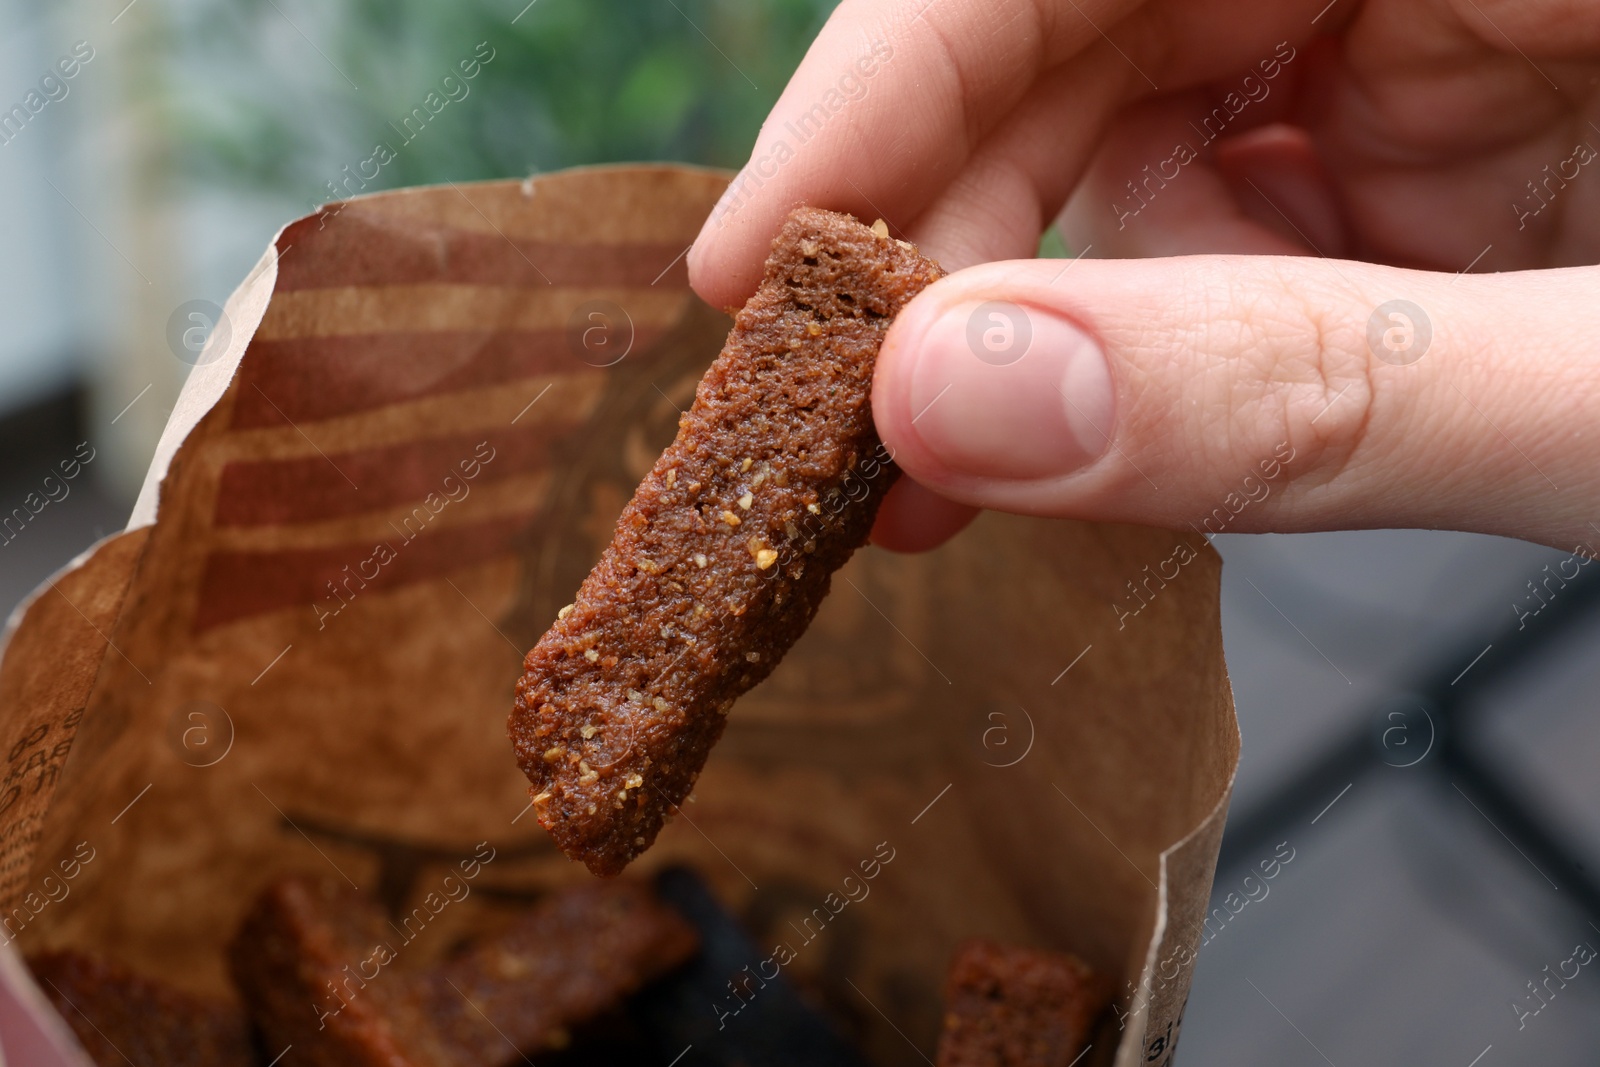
[685,0,1127,310]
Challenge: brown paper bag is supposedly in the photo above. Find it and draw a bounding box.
[0,165,1238,1067]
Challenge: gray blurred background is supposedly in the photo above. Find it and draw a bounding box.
[2,1,1596,1063]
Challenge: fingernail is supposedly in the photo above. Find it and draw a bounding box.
[904,300,1113,480]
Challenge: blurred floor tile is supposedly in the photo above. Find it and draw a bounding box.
[1214,530,1563,812]
[1181,773,1600,1065]
[1471,600,1600,872]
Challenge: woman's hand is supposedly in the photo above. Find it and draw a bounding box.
[688,0,1600,553]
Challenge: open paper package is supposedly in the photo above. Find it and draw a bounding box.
[0,165,1238,1067]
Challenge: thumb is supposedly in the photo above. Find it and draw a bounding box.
[871,255,1600,551]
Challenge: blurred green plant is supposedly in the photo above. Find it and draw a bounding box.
[166,0,839,205]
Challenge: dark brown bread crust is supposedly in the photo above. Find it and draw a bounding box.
[28,949,257,1067]
[228,876,422,1067]
[936,938,1111,1067]
[411,882,698,1063]
[228,875,697,1067]
[510,207,943,876]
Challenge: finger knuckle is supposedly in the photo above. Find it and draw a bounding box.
[1235,263,1377,494]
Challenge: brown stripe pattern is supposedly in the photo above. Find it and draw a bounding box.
[183,168,726,634]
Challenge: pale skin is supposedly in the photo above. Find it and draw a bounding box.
[687,0,1600,555]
